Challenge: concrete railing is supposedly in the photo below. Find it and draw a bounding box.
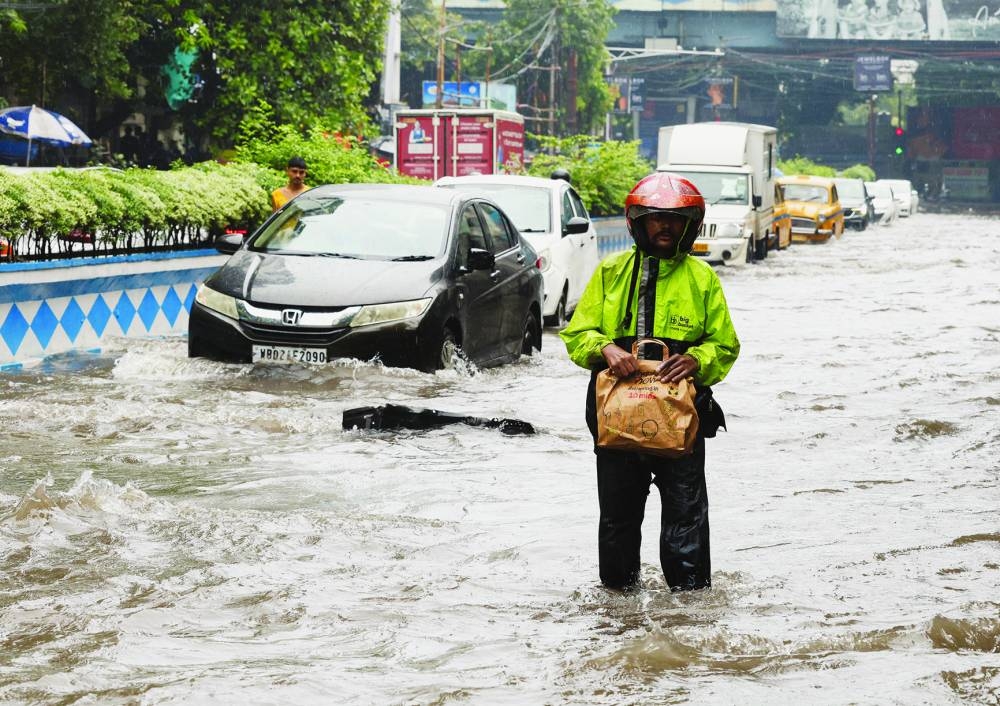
[593,215,631,257]
[0,250,226,370]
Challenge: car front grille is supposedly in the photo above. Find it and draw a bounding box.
[790,217,815,231]
[700,223,717,239]
[239,321,350,346]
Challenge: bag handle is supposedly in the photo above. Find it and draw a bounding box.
[631,338,669,360]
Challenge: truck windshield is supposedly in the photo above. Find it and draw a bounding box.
[834,179,865,200]
[670,172,748,205]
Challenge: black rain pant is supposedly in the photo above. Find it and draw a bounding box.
[595,440,711,591]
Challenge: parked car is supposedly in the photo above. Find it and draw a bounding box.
[775,175,845,243]
[188,184,544,372]
[768,182,792,251]
[865,181,898,224]
[434,174,598,326]
[878,178,915,217]
[833,177,874,230]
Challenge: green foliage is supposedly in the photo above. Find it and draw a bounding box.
[0,0,144,103]
[527,134,653,216]
[1,1,390,149]
[777,156,837,178]
[839,163,876,182]
[0,163,274,260]
[234,123,424,186]
[453,0,615,135]
[165,0,390,140]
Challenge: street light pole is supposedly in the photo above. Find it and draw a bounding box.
[435,0,445,109]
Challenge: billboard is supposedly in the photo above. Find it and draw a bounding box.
[776,0,1000,40]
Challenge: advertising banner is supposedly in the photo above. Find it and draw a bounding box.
[396,115,439,180]
[853,56,892,92]
[422,81,483,107]
[776,0,1000,40]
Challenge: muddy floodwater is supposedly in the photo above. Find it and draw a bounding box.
[2,213,999,704]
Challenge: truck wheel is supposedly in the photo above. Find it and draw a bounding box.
[756,237,768,260]
[745,238,754,264]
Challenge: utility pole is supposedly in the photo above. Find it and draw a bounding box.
[566,50,578,135]
[435,0,446,109]
[867,93,876,169]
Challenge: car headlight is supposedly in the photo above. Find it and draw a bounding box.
[195,284,239,319]
[349,298,432,328]
[536,248,552,272]
[717,222,742,239]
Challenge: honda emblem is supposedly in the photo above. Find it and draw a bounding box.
[281,309,302,326]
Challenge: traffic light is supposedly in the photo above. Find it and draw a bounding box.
[894,127,905,156]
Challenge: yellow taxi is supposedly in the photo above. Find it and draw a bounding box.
[776,175,845,243]
[769,182,792,251]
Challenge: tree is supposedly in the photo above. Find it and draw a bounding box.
[459,0,615,135]
[155,0,390,139]
[0,1,391,149]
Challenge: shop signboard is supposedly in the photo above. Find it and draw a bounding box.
[777,0,1000,40]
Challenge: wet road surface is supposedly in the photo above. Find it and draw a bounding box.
[2,213,999,704]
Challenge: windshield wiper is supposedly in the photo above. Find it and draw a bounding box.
[391,255,434,261]
[519,228,548,233]
[318,252,360,259]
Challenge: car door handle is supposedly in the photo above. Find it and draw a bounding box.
[490,270,500,281]
[515,253,525,264]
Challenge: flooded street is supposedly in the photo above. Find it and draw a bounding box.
[2,212,999,704]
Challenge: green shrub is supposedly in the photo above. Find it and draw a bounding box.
[839,164,876,182]
[777,155,837,178]
[527,135,653,216]
[234,124,423,187]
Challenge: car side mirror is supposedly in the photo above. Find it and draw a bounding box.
[215,233,245,255]
[752,195,763,208]
[564,216,589,236]
[465,247,495,272]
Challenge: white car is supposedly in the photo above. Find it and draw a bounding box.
[865,181,898,225]
[435,174,599,326]
[878,179,915,217]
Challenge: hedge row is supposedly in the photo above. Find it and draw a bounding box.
[0,162,278,260]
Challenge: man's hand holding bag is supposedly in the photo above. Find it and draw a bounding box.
[595,339,699,457]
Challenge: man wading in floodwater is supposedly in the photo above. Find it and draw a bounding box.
[560,173,740,592]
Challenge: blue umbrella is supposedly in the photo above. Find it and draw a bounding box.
[0,105,92,166]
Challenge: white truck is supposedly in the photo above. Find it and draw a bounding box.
[657,122,777,265]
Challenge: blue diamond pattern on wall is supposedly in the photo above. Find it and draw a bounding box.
[88,294,112,336]
[114,292,136,333]
[61,298,86,342]
[161,287,183,326]
[30,301,59,348]
[1,304,29,354]
[138,289,160,332]
[184,283,198,314]
[2,258,218,368]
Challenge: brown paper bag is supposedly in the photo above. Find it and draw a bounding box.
[595,339,699,457]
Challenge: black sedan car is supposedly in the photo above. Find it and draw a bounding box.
[188,184,544,372]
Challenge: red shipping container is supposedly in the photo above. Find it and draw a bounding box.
[394,109,525,180]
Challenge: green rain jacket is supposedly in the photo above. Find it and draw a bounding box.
[560,246,740,387]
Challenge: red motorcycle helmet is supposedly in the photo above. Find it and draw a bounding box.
[625,172,706,255]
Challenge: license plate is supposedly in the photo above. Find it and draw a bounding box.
[251,345,327,364]
[692,242,709,253]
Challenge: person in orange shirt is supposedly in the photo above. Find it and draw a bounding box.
[271,156,311,211]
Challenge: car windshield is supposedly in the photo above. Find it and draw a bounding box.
[781,184,829,202]
[670,172,749,205]
[252,196,449,259]
[867,183,892,199]
[439,184,550,232]
[835,180,865,199]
